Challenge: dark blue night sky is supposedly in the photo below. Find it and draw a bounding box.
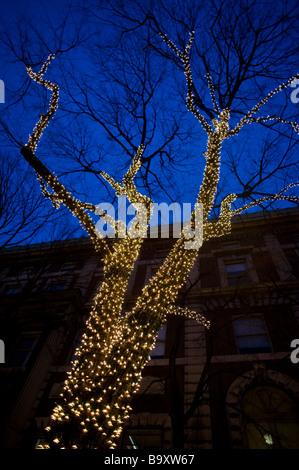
[0,0,298,248]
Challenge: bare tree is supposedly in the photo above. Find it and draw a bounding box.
[0,151,79,250]
[0,0,298,449]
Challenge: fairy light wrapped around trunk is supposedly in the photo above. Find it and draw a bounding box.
[20,33,298,449]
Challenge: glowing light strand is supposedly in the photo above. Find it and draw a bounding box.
[206,71,221,116]
[26,53,59,152]
[24,41,298,450]
[158,29,213,135]
[229,72,299,136]
[40,146,156,448]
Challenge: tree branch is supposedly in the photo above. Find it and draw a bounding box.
[20,145,109,255]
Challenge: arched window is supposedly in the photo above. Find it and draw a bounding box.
[242,386,299,449]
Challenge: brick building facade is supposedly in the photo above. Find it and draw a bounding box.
[0,208,298,449]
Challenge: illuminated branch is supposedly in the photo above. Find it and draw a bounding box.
[203,193,237,240]
[245,116,299,134]
[230,183,299,216]
[167,305,210,328]
[158,29,213,135]
[20,146,109,254]
[230,73,299,136]
[26,54,59,152]
[196,109,230,219]
[101,144,151,207]
[207,71,220,116]
[100,171,123,196]
[101,145,153,240]
[127,196,237,330]
[38,174,128,242]
[22,55,120,255]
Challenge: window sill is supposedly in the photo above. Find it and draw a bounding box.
[211,351,289,363]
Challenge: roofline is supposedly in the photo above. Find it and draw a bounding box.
[0,206,298,256]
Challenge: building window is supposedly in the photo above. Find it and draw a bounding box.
[233,315,272,354]
[5,285,21,295]
[137,375,165,395]
[150,324,167,359]
[49,382,63,399]
[242,386,299,449]
[69,332,83,364]
[48,282,66,291]
[122,428,162,449]
[35,438,48,449]
[61,262,77,272]
[225,260,249,286]
[222,241,241,249]
[154,250,169,260]
[8,334,38,367]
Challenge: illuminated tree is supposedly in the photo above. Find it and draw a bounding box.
[11,0,299,448]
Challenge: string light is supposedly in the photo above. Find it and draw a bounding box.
[26,54,59,152]
[230,72,299,137]
[23,38,299,450]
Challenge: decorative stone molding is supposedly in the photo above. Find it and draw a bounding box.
[226,367,299,448]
